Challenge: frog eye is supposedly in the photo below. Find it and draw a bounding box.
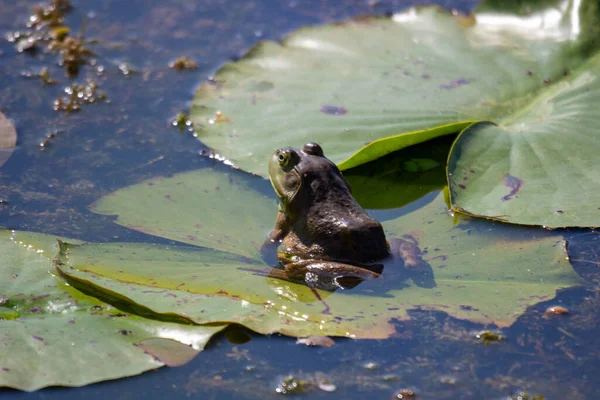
[302,142,324,157]
[276,149,299,168]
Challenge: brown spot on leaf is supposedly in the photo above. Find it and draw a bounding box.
[440,78,470,89]
[502,174,523,201]
[320,105,347,116]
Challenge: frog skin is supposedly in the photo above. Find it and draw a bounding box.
[260,142,435,291]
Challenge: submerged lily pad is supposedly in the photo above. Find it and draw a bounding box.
[0,230,225,391]
[191,0,600,227]
[0,112,17,169]
[86,167,584,338]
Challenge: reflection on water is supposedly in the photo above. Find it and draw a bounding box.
[1,0,599,399]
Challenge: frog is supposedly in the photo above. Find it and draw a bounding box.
[260,142,435,291]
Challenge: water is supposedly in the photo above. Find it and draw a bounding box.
[1,0,599,398]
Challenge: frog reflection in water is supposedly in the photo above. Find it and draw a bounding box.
[260,142,435,291]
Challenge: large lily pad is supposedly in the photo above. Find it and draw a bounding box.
[85,167,584,338]
[91,167,274,259]
[190,0,600,227]
[448,53,600,227]
[191,0,597,174]
[0,229,225,391]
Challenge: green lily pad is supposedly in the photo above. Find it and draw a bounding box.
[91,168,274,259]
[85,167,584,338]
[0,229,225,391]
[448,52,600,227]
[343,134,454,209]
[190,0,600,227]
[191,1,597,175]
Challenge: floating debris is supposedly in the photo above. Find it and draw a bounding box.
[118,62,137,77]
[6,0,96,78]
[317,379,336,392]
[543,305,569,318]
[22,67,57,85]
[474,330,504,344]
[275,375,311,395]
[171,112,198,137]
[392,388,417,399]
[49,36,95,78]
[295,336,336,347]
[363,361,379,370]
[207,110,231,124]
[53,80,108,113]
[508,391,545,400]
[169,56,198,71]
[28,0,72,29]
[39,130,64,150]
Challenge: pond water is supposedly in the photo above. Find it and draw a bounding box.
[1,0,599,398]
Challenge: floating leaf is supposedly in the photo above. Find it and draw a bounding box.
[190,1,600,227]
[448,53,600,227]
[85,168,584,338]
[0,112,17,169]
[91,168,274,259]
[191,1,597,175]
[344,134,453,209]
[0,230,225,391]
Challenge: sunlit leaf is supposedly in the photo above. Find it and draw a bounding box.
[190,0,600,227]
[91,167,274,259]
[448,53,600,227]
[85,168,584,338]
[191,1,597,175]
[0,230,225,391]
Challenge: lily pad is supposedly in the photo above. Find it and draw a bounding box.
[91,167,274,259]
[190,0,600,227]
[85,167,584,338]
[191,1,597,174]
[0,112,17,169]
[448,52,600,227]
[343,134,454,209]
[0,229,225,391]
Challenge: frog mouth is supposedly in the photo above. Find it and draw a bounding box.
[269,167,302,211]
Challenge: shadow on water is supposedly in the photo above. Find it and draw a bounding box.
[2,0,600,399]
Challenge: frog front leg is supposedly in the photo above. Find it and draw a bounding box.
[389,236,436,288]
[260,210,290,265]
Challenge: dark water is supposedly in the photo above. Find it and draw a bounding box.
[1,0,599,398]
